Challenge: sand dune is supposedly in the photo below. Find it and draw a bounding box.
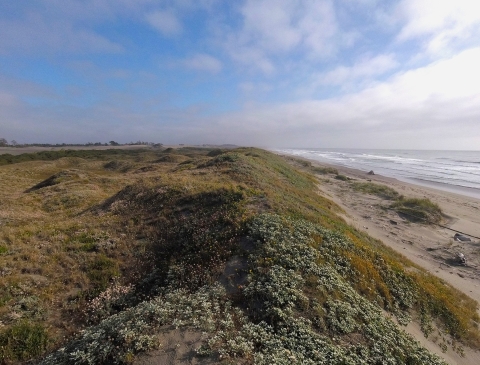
[314,162,480,365]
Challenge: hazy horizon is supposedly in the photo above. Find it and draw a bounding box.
[1,1,480,149]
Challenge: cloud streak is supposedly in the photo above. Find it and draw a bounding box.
[0,12,123,55]
[397,0,480,54]
[182,54,222,73]
[317,54,399,86]
[222,0,343,73]
[146,10,183,37]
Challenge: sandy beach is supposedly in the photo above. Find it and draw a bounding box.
[308,160,480,364]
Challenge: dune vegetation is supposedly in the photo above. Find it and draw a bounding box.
[351,181,402,201]
[0,147,478,364]
[391,197,444,224]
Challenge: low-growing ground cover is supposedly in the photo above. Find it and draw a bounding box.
[0,147,478,364]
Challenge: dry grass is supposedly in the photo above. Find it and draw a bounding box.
[0,148,245,359]
[0,153,167,359]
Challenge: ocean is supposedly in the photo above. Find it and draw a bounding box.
[275,149,480,200]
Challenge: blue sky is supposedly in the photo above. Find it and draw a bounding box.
[1,0,480,149]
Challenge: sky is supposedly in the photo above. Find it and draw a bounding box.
[1,0,480,149]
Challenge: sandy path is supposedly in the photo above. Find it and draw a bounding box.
[313,162,480,364]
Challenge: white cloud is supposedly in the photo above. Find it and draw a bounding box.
[223,0,342,72]
[297,1,339,57]
[211,47,480,148]
[226,44,276,74]
[0,12,123,55]
[183,54,222,73]
[319,54,398,85]
[240,0,302,52]
[240,0,339,55]
[239,82,272,94]
[145,10,183,36]
[397,0,480,54]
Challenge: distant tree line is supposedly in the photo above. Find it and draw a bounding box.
[0,138,162,148]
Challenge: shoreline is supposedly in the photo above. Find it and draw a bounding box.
[274,149,480,201]
[399,176,480,201]
[281,153,480,364]
[307,156,480,203]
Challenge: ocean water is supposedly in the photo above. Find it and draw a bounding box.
[276,149,480,200]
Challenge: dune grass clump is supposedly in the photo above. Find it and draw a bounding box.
[153,154,189,163]
[391,197,443,223]
[86,255,120,294]
[206,148,225,157]
[284,157,339,175]
[283,156,313,169]
[0,321,49,362]
[311,166,338,175]
[351,181,401,200]
[103,160,133,172]
[335,174,350,181]
[348,182,442,224]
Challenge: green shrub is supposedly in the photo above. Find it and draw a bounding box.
[77,232,96,244]
[335,174,349,181]
[311,166,338,175]
[87,255,119,292]
[80,242,98,252]
[103,160,132,172]
[206,149,224,157]
[154,154,188,163]
[0,321,49,361]
[214,153,239,163]
[297,159,312,167]
[0,245,7,254]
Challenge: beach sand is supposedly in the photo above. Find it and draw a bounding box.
[309,160,480,364]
